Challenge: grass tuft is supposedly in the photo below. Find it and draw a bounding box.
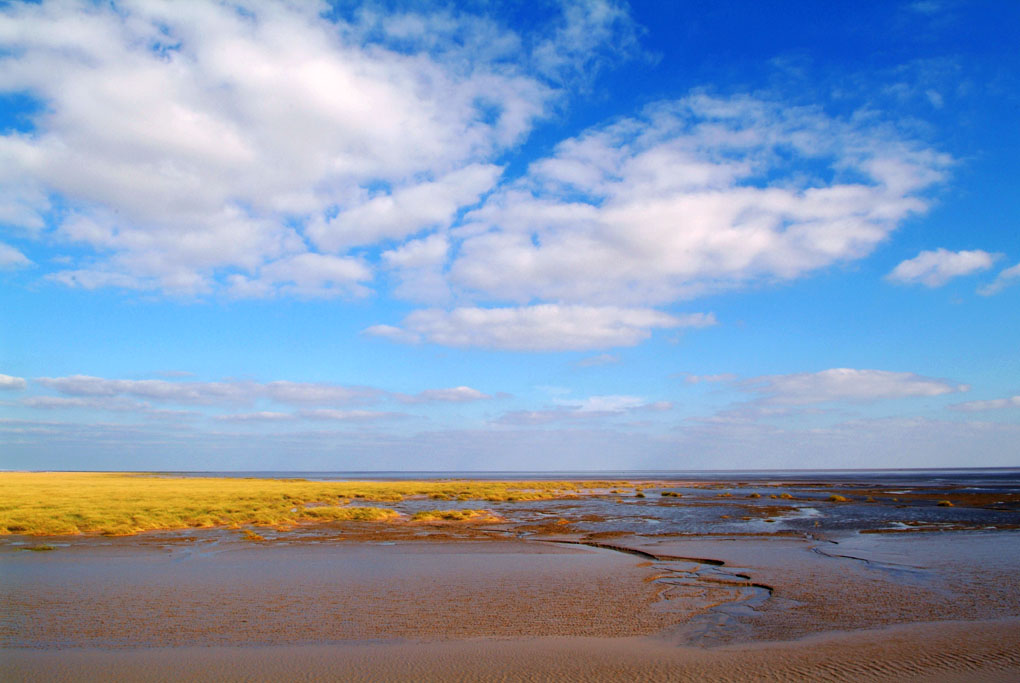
[240,529,266,542]
[937,500,954,507]
[411,509,498,523]
[828,494,851,502]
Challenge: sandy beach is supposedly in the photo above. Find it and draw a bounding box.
[5,620,1020,682]
[4,531,1020,681]
[4,473,1020,681]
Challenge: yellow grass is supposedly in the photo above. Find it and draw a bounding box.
[0,472,614,536]
[239,528,266,542]
[410,509,499,522]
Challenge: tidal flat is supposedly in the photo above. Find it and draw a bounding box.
[3,470,1020,681]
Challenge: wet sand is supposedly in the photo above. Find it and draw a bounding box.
[4,620,1020,681]
[4,530,1020,681]
[2,540,680,645]
[5,470,1020,681]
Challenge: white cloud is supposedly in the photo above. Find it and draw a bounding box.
[1,0,635,295]
[531,0,641,87]
[21,395,196,419]
[410,386,492,403]
[743,368,966,405]
[34,375,382,406]
[35,375,257,404]
[229,253,373,299]
[214,412,295,422]
[683,373,737,384]
[299,409,405,422]
[0,373,27,390]
[496,393,671,425]
[978,261,1020,296]
[0,243,31,268]
[563,394,648,413]
[28,373,500,413]
[24,396,141,410]
[361,324,421,345]
[381,232,452,303]
[264,381,382,406]
[446,93,949,306]
[888,248,998,287]
[950,396,1020,412]
[307,165,501,251]
[366,305,715,351]
[564,395,671,413]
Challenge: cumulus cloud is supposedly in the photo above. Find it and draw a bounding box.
[742,368,966,405]
[0,0,634,295]
[978,261,1020,296]
[366,305,715,351]
[0,243,30,269]
[228,253,373,299]
[887,248,999,287]
[446,93,949,306]
[950,395,1020,412]
[381,232,452,303]
[0,373,27,390]
[307,165,502,252]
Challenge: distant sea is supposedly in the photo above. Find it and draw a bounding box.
[161,468,1020,486]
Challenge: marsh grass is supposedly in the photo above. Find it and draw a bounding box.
[0,473,608,536]
[828,494,851,502]
[411,509,498,522]
[239,528,266,542]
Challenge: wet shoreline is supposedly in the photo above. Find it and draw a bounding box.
[4,472,1019,680]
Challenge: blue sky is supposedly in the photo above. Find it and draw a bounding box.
[0,0,1018,471]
